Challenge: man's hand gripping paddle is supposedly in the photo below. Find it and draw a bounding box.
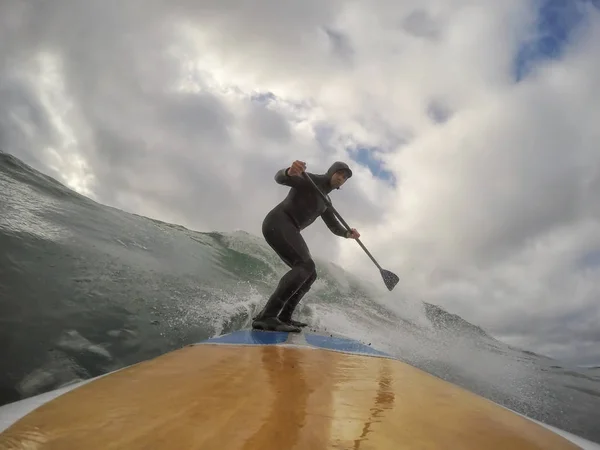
[301,172,400,291]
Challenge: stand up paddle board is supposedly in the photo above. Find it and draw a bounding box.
[0,330,598,449]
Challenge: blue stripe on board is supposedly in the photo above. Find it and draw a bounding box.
[202,330,391,357]
[305,334,390,357]
[203,330,291,345]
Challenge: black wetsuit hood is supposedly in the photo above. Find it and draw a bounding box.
[326,161,353,184]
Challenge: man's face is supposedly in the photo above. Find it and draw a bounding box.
[331,170,349,188]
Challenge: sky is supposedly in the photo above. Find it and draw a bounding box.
[1,0,599,365]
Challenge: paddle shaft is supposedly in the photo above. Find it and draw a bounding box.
[301,172,384,271]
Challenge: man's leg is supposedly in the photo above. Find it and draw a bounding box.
[256,259,314,320]
[254,212,315,331]
[278,269,316,326]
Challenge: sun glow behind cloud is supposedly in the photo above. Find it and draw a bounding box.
[27,51,96,197]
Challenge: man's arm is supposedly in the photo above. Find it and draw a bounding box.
[274,167,310,189]
[321,208,350,237]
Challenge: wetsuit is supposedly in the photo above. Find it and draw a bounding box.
[254,161,353,331]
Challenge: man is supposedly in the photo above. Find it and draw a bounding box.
[253,160,360,332]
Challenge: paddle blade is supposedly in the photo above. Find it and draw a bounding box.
[381,269,399,291]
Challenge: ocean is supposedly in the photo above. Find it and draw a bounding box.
[1,150,599,443]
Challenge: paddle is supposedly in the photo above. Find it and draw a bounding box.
[301,172,400,291]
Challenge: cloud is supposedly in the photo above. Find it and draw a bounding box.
[1,0,600,364]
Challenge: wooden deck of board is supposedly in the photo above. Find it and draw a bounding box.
[0,344,579,449]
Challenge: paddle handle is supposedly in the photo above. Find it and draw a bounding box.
[301,172,383,271]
